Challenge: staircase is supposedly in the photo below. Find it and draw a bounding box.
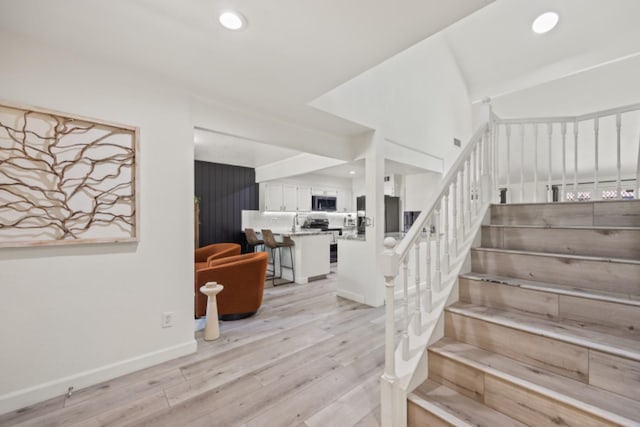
[407,200,640,426]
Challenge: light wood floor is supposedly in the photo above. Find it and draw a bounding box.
[2,267,385,427]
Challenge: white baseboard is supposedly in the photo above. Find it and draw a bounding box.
[0,339,197,415]
[336,289,365,304]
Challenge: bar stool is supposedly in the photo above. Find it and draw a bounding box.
[261,229,295,286]
[244,228,265,253]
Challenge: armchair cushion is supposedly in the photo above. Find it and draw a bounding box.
[194,243,241,265]
[195,252,268,319]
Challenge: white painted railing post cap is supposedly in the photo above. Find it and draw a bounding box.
[382,237,399,278]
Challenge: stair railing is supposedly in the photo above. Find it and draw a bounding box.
[494,102,640,203]
[380,109,496,426]
[380,101,640,427]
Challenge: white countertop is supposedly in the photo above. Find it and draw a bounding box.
[257,229,332,236]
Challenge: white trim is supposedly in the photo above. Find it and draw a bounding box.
[0,340,197,415]
[336,289,365,304]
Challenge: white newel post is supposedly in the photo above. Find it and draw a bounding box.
[381,237,406,427]
[199,282,224,341]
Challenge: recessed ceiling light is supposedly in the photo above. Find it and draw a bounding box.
[219,11,246,30]
[349,170,356,175]
[532,12,559,34]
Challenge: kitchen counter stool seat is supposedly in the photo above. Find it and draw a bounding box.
[261,229,295,286]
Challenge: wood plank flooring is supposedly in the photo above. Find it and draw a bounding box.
[1,266,384,427]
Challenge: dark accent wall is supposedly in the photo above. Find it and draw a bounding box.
[194,161,258,250]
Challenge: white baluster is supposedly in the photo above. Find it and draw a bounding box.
[459,167,465,238]
[413,242,422,333]
[382,239,397,384]
[477,143,483,208]
[561,122,567,201]
[451,179,458,257]
[434,207,441,292]
[495,123,500,193]
[465,159,471,234]
[506,125,511,203]
[616,114,622,200]
[574,121,579,197]
[547,123,553,202]
[470,148,476,217]
[402,256,410,360]
[443,191,450,275]
[424,220,432,314]
[533,124,538,203]
[520,124,525,202]
[594,118,600,200]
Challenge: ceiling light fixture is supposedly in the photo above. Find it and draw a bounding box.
[349,170,356,175]
[219,11,246,30]
[532,12,559,34]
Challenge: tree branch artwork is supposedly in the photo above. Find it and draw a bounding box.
[0,103,138,247]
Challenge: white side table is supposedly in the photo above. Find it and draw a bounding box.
[199,282,224,341]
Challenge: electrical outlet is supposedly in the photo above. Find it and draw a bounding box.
[161,312,174,328]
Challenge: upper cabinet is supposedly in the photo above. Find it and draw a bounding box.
[297,186,312,212]
[263,183,313,211]
[337,189,352,212]
[264,183,284,211]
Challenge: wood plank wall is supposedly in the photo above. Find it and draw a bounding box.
[194,161,258,250]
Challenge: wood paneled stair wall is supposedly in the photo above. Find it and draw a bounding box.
[408,200,640,427]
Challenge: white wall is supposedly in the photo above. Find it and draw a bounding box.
[311,33,473,173]
[0,31,196,412]
[404,173,443,212]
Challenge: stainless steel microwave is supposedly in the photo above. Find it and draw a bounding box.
[311,195,337,211]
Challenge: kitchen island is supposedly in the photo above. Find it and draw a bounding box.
[257,229,332,284]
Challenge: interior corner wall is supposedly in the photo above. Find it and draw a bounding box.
[0,31,196,413]
[311,33,473,174]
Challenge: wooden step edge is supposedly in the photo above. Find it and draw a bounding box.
[483,224,640,231]
[491,200,640,207]
[428,344,639,427]
[409,380,526,427]
[445,304,640,362]
[459,273,640,307]
[472,247,640,265]
[408,390,475,427]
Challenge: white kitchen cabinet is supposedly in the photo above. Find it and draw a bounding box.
[337,189,352,212]
[297,186,312,211]
[264,183,284,211]
[264,183,312,211]
[283,184,298,211]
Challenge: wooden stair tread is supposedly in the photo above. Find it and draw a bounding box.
[447,302,640,361]
[409,380,526,427]
[485,224,640,231]
[473,247,640,265]
[491,200,640,207]
[430,337,640,425]
[460,272,640,307]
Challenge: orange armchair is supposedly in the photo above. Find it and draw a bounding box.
[194,243,241,271]
[194,252,268,319]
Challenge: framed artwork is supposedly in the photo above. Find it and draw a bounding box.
[0,102,139,248]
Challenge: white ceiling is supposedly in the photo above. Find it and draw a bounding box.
[0,0,492,137]
[3,0,639,178]
[313,158,436,179]
[194,128,301,168]
[443,0,640,103]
